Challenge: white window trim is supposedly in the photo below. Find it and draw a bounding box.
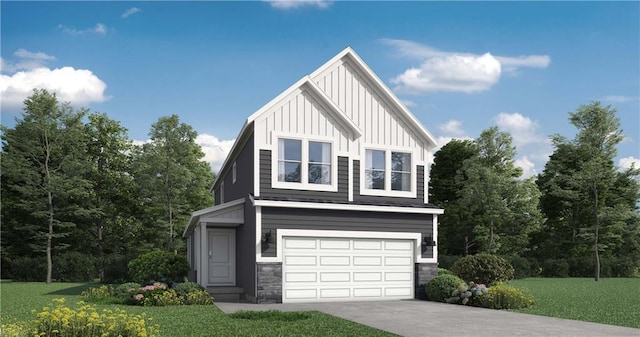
[360,146,417,198]
[232,162,237,184]
[271,133,338,192]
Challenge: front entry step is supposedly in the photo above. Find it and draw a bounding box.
[208,286,245,303]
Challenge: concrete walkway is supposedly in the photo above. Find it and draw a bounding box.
[216,300,640,337]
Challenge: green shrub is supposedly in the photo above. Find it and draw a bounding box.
[504,255,531,279]
[185,290,214,305]
[425,274,465,302]
[541,259,569,277]
[150,289,184,306]
[128,251,189,284]
[53,251,97,282]
[16,298,159,337]
[173,281,204,297]
[437,268,453,276]
[114,282,142,299]
[81,284,116,303]
[480,283,534,309]
[451,254,514,286]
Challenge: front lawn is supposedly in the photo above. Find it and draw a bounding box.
[0,282,396,337]
[509,277,640,328]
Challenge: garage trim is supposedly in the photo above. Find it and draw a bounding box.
[270,229,432,263]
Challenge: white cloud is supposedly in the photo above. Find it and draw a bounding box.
[438,119,466,137]
[122,7,141,18]
[494,112,546,148]
[1,49,56,73]
[58,23,107,35]
[514,156,537,179]
[603,95,639,103]
[618,156,640,171]
[1,67,109,111]
[195,134,235,172]
[265,0,331,9]
[383,39,550,93]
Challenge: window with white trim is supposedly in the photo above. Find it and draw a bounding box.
[278,139,302,183]
[275,137,334,189]
[364,149,412,192]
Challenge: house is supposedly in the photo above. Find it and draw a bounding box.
[183,47,443,304]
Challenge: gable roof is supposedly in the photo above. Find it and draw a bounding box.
[310,47,438,148]
[247,75,363,138]
[211,47,438,190]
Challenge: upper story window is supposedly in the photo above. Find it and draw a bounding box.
[278,139,302,183]
[308,141,331,184]
[274,137,335,191]
[364,149,413,195]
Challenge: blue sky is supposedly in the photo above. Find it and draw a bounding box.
[2,1,638,176]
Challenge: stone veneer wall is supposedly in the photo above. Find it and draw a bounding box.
[256,262,282,303]
[415,263,438,300]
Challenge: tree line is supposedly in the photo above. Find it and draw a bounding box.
[431,101,640,280]
[1,89,214,283]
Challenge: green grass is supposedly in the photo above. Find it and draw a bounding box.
[509,278,640,328]
[0,282,396,337]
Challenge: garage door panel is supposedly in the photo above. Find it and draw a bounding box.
[385,256,412,266]
[353,288,383,297]
[285,255,317,266]
[353,256,382,266]
[353,240,382,250]
[385,272,412,281]
[320,288,350,298]
[320,239,350,250]
[353,272,382,282]
[385,241,413,251]
[285,238,317,249]
[283,237,414,303]
[385,287,412,297]
[320,256,350,266]
[285,272,317,282]
[320,272,350,282]
[286,289,317,299]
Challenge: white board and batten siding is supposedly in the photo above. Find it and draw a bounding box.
[253,55,431,163]
[253,86,353,155]
[282,236,414,303]
[311,58,430,163]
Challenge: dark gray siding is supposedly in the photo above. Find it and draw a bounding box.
[261,207,434,258]
[353,160,425,205]
[236,195,256,298]
[215,135,254,206]
[259,149,348,201]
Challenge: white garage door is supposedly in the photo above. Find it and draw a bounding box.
[282,236,414,303]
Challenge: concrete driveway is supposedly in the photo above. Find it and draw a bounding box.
[215,300,639,337]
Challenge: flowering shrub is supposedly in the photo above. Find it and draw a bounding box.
[185,290,214,305]
[445,281,488,305]
[1,298,159,337]
[80,285,114,303]
[113,282,142,300]
[479,283,534,309]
